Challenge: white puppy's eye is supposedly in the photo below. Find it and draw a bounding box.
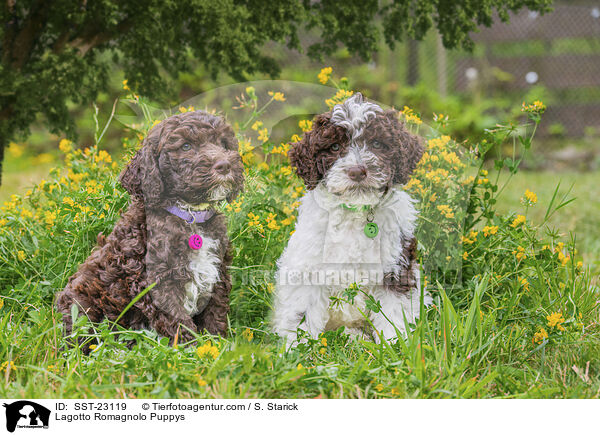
[372,140,382,149]
[331,143,340,151]
[181,143,192,151]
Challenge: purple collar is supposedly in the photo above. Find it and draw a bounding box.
[165,205,216,224]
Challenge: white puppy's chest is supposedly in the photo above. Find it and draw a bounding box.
[278,187,418,330]
[184,235,221,316]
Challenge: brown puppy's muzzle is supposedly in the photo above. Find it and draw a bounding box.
[212,160,231,176]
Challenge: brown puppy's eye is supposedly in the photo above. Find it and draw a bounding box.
[181,143,192,151]
[331,143,340,151]
[220,138,229,147]
[372,140,382,149]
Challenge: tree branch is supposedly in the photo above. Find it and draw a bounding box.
[8,0,50,70]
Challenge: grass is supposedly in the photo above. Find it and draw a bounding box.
[0,92,598,399]
[0,154,56,204]
[495,170,600,274]
[2,166,598,398]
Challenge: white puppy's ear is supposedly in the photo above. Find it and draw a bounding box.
[288,112,335,190]
[386,110,424,185]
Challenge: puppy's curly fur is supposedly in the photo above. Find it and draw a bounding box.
[273,93,429,344]
[56,111,243,347]
[288,110,423,190]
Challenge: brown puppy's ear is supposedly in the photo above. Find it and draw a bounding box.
[119,123,165,204]
[386,110,424,185]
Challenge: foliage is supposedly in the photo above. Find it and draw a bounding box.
[0,68,598,398]
[0,0,553,181]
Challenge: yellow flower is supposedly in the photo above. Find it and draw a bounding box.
[34,153,54,164]
[325,89,353,108]
[482,225,498,237]
[242,328,254,342]
[271,143,290,156]
[436,204,454,219]
[298,120,313,132]
[279,166,292,176]
[1,361,16,372]
[375,383,384,392]
[197,376,207,387]
[196,342,219,360]
[245,86,255,97]
[400,106,422,125]
[122,79,130,91]
[519,277,529,290]
[533,328,548,344]
[95,150,112,164]
[88,344,97,351]
[297,363,304,370]
[512,246,526,261]
[511,215,526,228]
[521,100,546,113]
[576,261,583,269]
[547,312,565,331]
[20,209,33,219]
[268,91,286,101]
[7,142,23,158]
[17,251,26,261]
[522,189,538,206]
[461,175,475,185]
[257,128,269,143]
[0,298,4,310]
[319,347,326,355]
[320,337,327,347]
[44,210,57,227]
[62,197,75,207]
[318,67,333,84]
[59,139,72,153]
[462,231,478,245]
[391,387,400,396]
[266,213,281,230]
[281,216,295,226]
[462,252,468,260]
[251,121,263,131]
[557,250,570,266]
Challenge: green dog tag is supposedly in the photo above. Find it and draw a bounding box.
[364,222,379,238]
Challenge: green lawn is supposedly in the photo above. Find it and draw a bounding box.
[1,153,598,399]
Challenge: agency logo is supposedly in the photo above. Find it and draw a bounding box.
[2,401,50,433]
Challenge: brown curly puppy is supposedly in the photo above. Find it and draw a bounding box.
[56,111,244,347]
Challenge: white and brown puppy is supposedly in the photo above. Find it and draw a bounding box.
[272,93,430,344]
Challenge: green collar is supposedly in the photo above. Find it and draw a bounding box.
[340,204,371,212]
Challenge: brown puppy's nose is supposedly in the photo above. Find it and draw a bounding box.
[213,160,231,175]
[347,165,367,182]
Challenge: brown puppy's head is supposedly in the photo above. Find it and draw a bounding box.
[120,111,244,208]
[288,93,423,203]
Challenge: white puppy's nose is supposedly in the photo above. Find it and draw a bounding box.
[347,165,367,181]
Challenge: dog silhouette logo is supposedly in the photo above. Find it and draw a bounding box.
[2,401,50,432]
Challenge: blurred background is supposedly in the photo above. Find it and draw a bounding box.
[2,1,599,269]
